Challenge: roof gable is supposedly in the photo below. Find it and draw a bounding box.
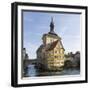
[37,40,65,53]
[46,40,58,51]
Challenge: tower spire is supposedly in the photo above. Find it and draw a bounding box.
[49,17,57,36]
[50,17,54,33]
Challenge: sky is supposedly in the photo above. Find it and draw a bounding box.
[23,11,81,59]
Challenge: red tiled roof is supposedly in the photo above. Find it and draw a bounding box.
[46,40,58,51]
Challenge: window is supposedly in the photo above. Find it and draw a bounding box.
[50,39,52,42]
[61,56,64,59]
[55,56,58,58]
[50,39,53,43]
[61,62,64,64]
[55,51,57,53]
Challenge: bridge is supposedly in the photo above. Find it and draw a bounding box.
[23,59,42,68]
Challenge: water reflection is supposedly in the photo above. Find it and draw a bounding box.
[24,65,38,77]
[24,64,80,77]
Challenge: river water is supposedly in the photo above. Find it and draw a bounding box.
[24,65,80,77]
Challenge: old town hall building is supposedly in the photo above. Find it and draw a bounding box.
[36,18,65,70]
